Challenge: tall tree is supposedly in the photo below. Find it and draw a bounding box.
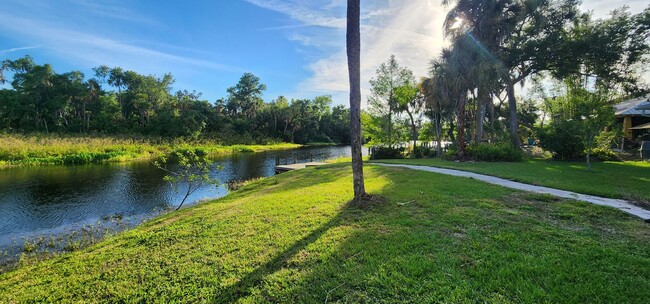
[347,0,366,202]
[368,55,415,147]
[395,81,423,152]
[226,73,266,118]
[443,0,580,148]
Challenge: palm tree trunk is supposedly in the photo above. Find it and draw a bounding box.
[489,99,496,143]
[347,0,366,202]
[448,118,456,144]
[434,111,442,157]
[506,81,520,148]
[475,88,487,144]
[457,92,467,158]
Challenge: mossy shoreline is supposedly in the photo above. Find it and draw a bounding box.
[0,134,301,168]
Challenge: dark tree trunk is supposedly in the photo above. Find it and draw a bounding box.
[82,100,88,131]
[489,99,496,143]
[448,118,456,145]
[387,105,392,148]
[406,109,417,155]
[457,92,467,158]
[434,111,442,157]
[506,81,520,148]
[347,0,366,201]
[283,119,289,135]
[475,88,487,144]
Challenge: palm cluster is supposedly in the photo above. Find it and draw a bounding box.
[422,0,579,156]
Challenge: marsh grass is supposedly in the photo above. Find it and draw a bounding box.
[0,134,300,167]
[1,220,128,273]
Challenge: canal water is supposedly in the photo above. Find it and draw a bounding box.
[0,146,364,253]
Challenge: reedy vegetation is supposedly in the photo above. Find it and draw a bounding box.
[0,134,299,166]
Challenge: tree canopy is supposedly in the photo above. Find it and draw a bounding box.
[0,56,351,145]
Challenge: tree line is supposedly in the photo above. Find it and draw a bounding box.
[364,0,649,160]
[0,58,351,144]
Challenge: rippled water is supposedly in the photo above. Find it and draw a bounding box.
[0,146,364,250]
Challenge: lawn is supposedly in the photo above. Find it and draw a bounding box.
[1,164,648,302]
[372,158,650,202]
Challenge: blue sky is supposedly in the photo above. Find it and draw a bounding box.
[1,0,647,106]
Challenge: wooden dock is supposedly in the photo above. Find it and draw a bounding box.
[275,162,328,174]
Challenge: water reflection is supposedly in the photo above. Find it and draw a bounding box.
[0,146,362,249]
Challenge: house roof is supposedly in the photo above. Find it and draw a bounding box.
[614,95,650,117]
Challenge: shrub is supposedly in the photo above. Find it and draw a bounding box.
[409,146,432,159]
[370,146,405,160]
[538,120,585,160]
[442,144,458,161]
[592,148,620,161]
[466,143,524,162]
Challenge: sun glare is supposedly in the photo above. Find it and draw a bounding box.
[450,17,464,30]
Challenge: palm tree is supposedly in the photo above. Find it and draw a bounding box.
[347,0,366,202]
[443,0,511,145]
[443,0,579,148]
[423,58,458,157]
[436,46,473,158]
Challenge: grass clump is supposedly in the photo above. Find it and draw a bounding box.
[0,164,648,302]
[226,177,266,191]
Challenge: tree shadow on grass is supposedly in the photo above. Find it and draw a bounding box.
[217,200,356,303]
[224,164,353,200]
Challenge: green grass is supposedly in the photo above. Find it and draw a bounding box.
[373,158,650,202]
[1,164,648,303]
[0,134,300,167]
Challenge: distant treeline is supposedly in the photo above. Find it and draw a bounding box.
[0,56,351,144]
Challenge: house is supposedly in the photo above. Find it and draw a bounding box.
[614,95,650,140]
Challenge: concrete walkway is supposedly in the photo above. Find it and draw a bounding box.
[375,163,650,221]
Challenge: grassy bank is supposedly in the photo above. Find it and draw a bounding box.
[1,164,648,302]
[373,158,650,202]
[0,135,300,167]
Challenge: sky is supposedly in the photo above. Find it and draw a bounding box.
[1,0,648,107]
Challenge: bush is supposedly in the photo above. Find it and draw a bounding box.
[409,146,432,159]
[370,146,405,160]
[538,121,585,160]
[466,143,524,162]
[442,144,458,161]
[591,148,620,161]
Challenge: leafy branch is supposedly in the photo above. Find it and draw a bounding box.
[153,150,220,211]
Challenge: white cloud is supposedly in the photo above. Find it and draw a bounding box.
[244,0,347,29]
[0,46,41,54]
[249,0,648,106]
[580,0,648,18]
[0,12,244,76]
[292,0,447,106]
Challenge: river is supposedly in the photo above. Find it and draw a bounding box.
[0,145,364,255]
